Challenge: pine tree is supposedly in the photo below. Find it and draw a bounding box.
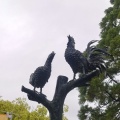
[78,0,120,120]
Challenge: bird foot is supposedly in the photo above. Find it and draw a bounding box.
[33,90,46,97]
[33,90,39,94]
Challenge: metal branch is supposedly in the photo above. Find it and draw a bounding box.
[21,69,99,120]
[21,86,52,111]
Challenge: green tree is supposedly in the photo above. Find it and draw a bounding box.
[62,105,68,120]
[29,105,49,120]
[11,98,30,120]
[0,98,30,120]
[0,98,49,120]
[0,97,68,120]
[78,0,120,120]
[0,99,13,112]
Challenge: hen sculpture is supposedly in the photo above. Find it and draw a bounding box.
[29,51,55,94]
[65,35,111,80]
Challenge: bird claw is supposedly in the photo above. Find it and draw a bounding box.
[33,90,46,97]
[33,90,39,94]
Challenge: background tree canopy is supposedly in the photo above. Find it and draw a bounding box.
[0,97,68,120]
[78,0,120,120]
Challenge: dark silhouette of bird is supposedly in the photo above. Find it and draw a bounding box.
[65,35,89,79]
[65,35,112,80]
[29,51,55,94]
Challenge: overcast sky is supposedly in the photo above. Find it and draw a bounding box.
[0,0,111,119]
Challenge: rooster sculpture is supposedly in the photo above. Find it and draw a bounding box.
[65,35,89,79]
[29,51,55,94]
[65,35,111,80]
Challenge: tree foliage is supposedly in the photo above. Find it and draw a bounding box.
[0,98,49,120]
[78,0,120,120]
[0,97,68,120]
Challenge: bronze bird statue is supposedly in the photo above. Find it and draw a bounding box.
[65,35,89,80]
[65,35,112,80]
[29,51,55,94]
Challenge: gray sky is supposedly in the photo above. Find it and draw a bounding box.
[0,0,111,119]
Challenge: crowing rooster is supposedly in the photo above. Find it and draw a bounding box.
[29,51,55,94]
[65,35,89,79]
[65,35,111,80]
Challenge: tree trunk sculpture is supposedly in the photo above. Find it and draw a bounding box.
[21,70,99,120]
